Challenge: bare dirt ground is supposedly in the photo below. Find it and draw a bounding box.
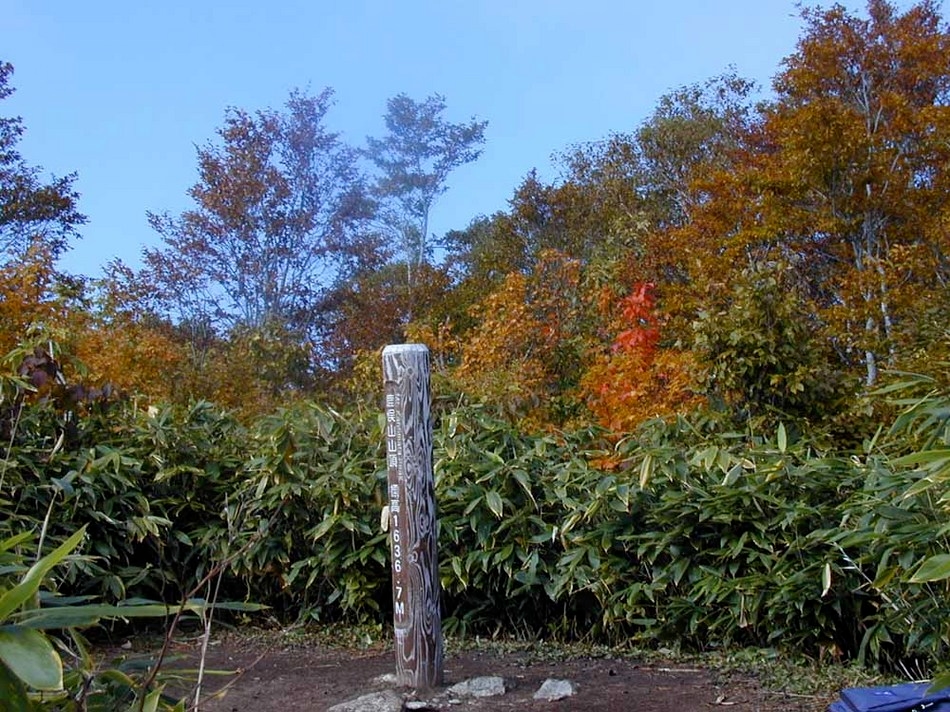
[142,630,836,712]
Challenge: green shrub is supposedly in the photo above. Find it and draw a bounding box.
[3,340,949,674]
[223,403,389,620]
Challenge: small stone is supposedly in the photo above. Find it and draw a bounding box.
[533,679,576,701]
[447,676,507,698]
[405,701,437,711]
[327,689,405,712]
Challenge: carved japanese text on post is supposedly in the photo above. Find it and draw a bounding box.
[382,344,443,690]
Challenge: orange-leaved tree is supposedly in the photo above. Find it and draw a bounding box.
[762,0,950,386]
[646,1,950,391]
[675,1,950,387]
[582,282,701,432]
[69,261,188,404]
[452,250,592,427]
[0,244,63,356]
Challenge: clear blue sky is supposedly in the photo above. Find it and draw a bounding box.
[4,0,911,279]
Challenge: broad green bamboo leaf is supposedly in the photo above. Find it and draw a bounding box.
[893,449,950,469]
[0,527,86,622]
[909,554,950,583]
[903,476,940,498]
[12,603,170,628]
[874,376,934,395]
[721,463,742,487]
[511,469,536,506]
[485,490,504,519]
[0,627,62,691]
[777,422,787,453]
[15,600,267,629]
[0,660,33,711]
[310,516,337,542]
[872,565,899,590]
[131,686,164,712]
[0,532,33,555]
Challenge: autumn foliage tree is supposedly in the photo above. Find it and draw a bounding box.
[66,261,188,404]
[0,61,86,357]
[448,250,593,426]
[321,261,453,372]
[145,88,376,396]
[764,0,950,386]
[582,282,700,431]
[5,2,949,431]
[349,1,950,431]
[0,245,62,357]
[437,75,759,430]
[656,1,950,392]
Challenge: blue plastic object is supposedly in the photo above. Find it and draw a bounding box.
[828,682,950,711]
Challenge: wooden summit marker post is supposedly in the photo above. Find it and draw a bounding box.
[382,344,443,689]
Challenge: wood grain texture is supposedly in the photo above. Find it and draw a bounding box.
[382,344,443,689]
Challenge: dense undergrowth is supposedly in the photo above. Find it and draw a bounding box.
[3,361,949,696]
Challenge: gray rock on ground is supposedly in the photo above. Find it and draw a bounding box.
[533,678,576,701]
[327,689,405,712]
[446,675,507,698]
[331,673,576,709]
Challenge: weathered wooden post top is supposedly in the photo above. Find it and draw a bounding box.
[382,344,443,689]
